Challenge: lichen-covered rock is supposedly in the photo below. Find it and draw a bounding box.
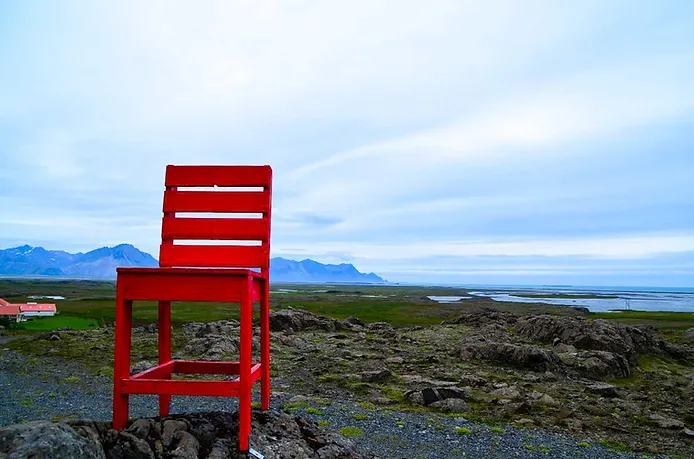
[0,421,106,459]
[458,341,560,372]
[560,350,630,381]
[515,315,672,364]
[585,383,619,398]
[270,309,343,332]
[404,386,469,406]
[182,320,240,338]
[684,328,694,342]
[182,335,239,360]
[62,411,365,459]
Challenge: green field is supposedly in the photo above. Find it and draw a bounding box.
[1,279,693,330]
[12,315,99,331]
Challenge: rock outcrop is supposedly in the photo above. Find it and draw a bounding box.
[458,341,560,372]
[515,315,669,364]
[0,421,106,459]
[0,411,365,459]
[269,309,364,333]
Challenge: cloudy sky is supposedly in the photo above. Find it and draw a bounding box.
[1,1,693,286]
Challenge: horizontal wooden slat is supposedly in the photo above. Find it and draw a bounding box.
[121,378,240,397]
[166,165,272,188]
[163,190,270,213]
[173,360,262,376]
[131,361,174,380]
[118,269,263,302]
[159,244,269,269]
[162,217,268,241]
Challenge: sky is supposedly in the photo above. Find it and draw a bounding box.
[1,0,693,287]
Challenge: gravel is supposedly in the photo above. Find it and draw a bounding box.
[0,344,673,458]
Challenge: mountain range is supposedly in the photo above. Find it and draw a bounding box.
[0,245,386,283]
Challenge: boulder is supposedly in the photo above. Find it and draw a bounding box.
[586,383,619,398]
[0,421,106,459]
[684,328,694,342]
[130,360,156,375]
[458,341,560,372]
[443,309,519,327]
[183,335,239,360]
[429,399,470,413]
[404,386,469,406]
[649,414,685,430]
[490,386,522,401]
[8,411,365,459]
[269,309,342,332]
[182,320,239,338]
[515,315,670,364]
[568,351,630,381]
[360,369,392,383]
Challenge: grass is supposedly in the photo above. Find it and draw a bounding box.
[599,438,631,452]
[455,427,472,435]
[356,401,377,410]
[12,315,99,331]
[10,279,688,332]
[305,407,325,416]
[282,401,309,412]
[590,310,694,330]
[353,414,369,421]
[339,426,364,437]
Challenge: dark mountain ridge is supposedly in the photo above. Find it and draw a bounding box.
[0,245,386,283]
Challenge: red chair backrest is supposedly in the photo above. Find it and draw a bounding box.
[160,165,272,275]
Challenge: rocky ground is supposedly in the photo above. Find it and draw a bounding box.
[0,410,363,459]
[2,307,694,458]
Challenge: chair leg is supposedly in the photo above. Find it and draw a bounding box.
[158,301,172,417]
[238,277,253,452]
[113,296,133,430]
[260,280,271,410]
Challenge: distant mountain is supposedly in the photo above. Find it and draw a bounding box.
[270,257,385,283]
[0,244,157,278]
[0,245,386,283]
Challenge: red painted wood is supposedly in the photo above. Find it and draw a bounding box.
[166,165,272,188]
[131,360,174,380]
[112,294,132,430]
[159,244,269,270]
[163,190,270,214]
[113,165,273,453]
[121,379,241,397]
[261,279,271,409]
[117,267,265,277]
[162,217,269,241]
[175,360,242,375]
[118,271,263,302]
[158,302,172,416]
[239,275,253,451]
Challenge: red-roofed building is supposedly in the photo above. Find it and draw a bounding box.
[0,303,21,322]
[0,299,57,322]
[18,303,57,317]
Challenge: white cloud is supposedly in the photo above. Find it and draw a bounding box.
[1,1,693,284]
[274,233,694,262]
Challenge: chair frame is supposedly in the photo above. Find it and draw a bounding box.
[112,165,272,453]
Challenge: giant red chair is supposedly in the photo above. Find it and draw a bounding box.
[112,165,272,453]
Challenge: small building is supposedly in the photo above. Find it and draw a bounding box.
[0,298,57,322]
[0,300,22,323]
[18,303,58,317]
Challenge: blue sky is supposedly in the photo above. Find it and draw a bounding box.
[1,1,693,286]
